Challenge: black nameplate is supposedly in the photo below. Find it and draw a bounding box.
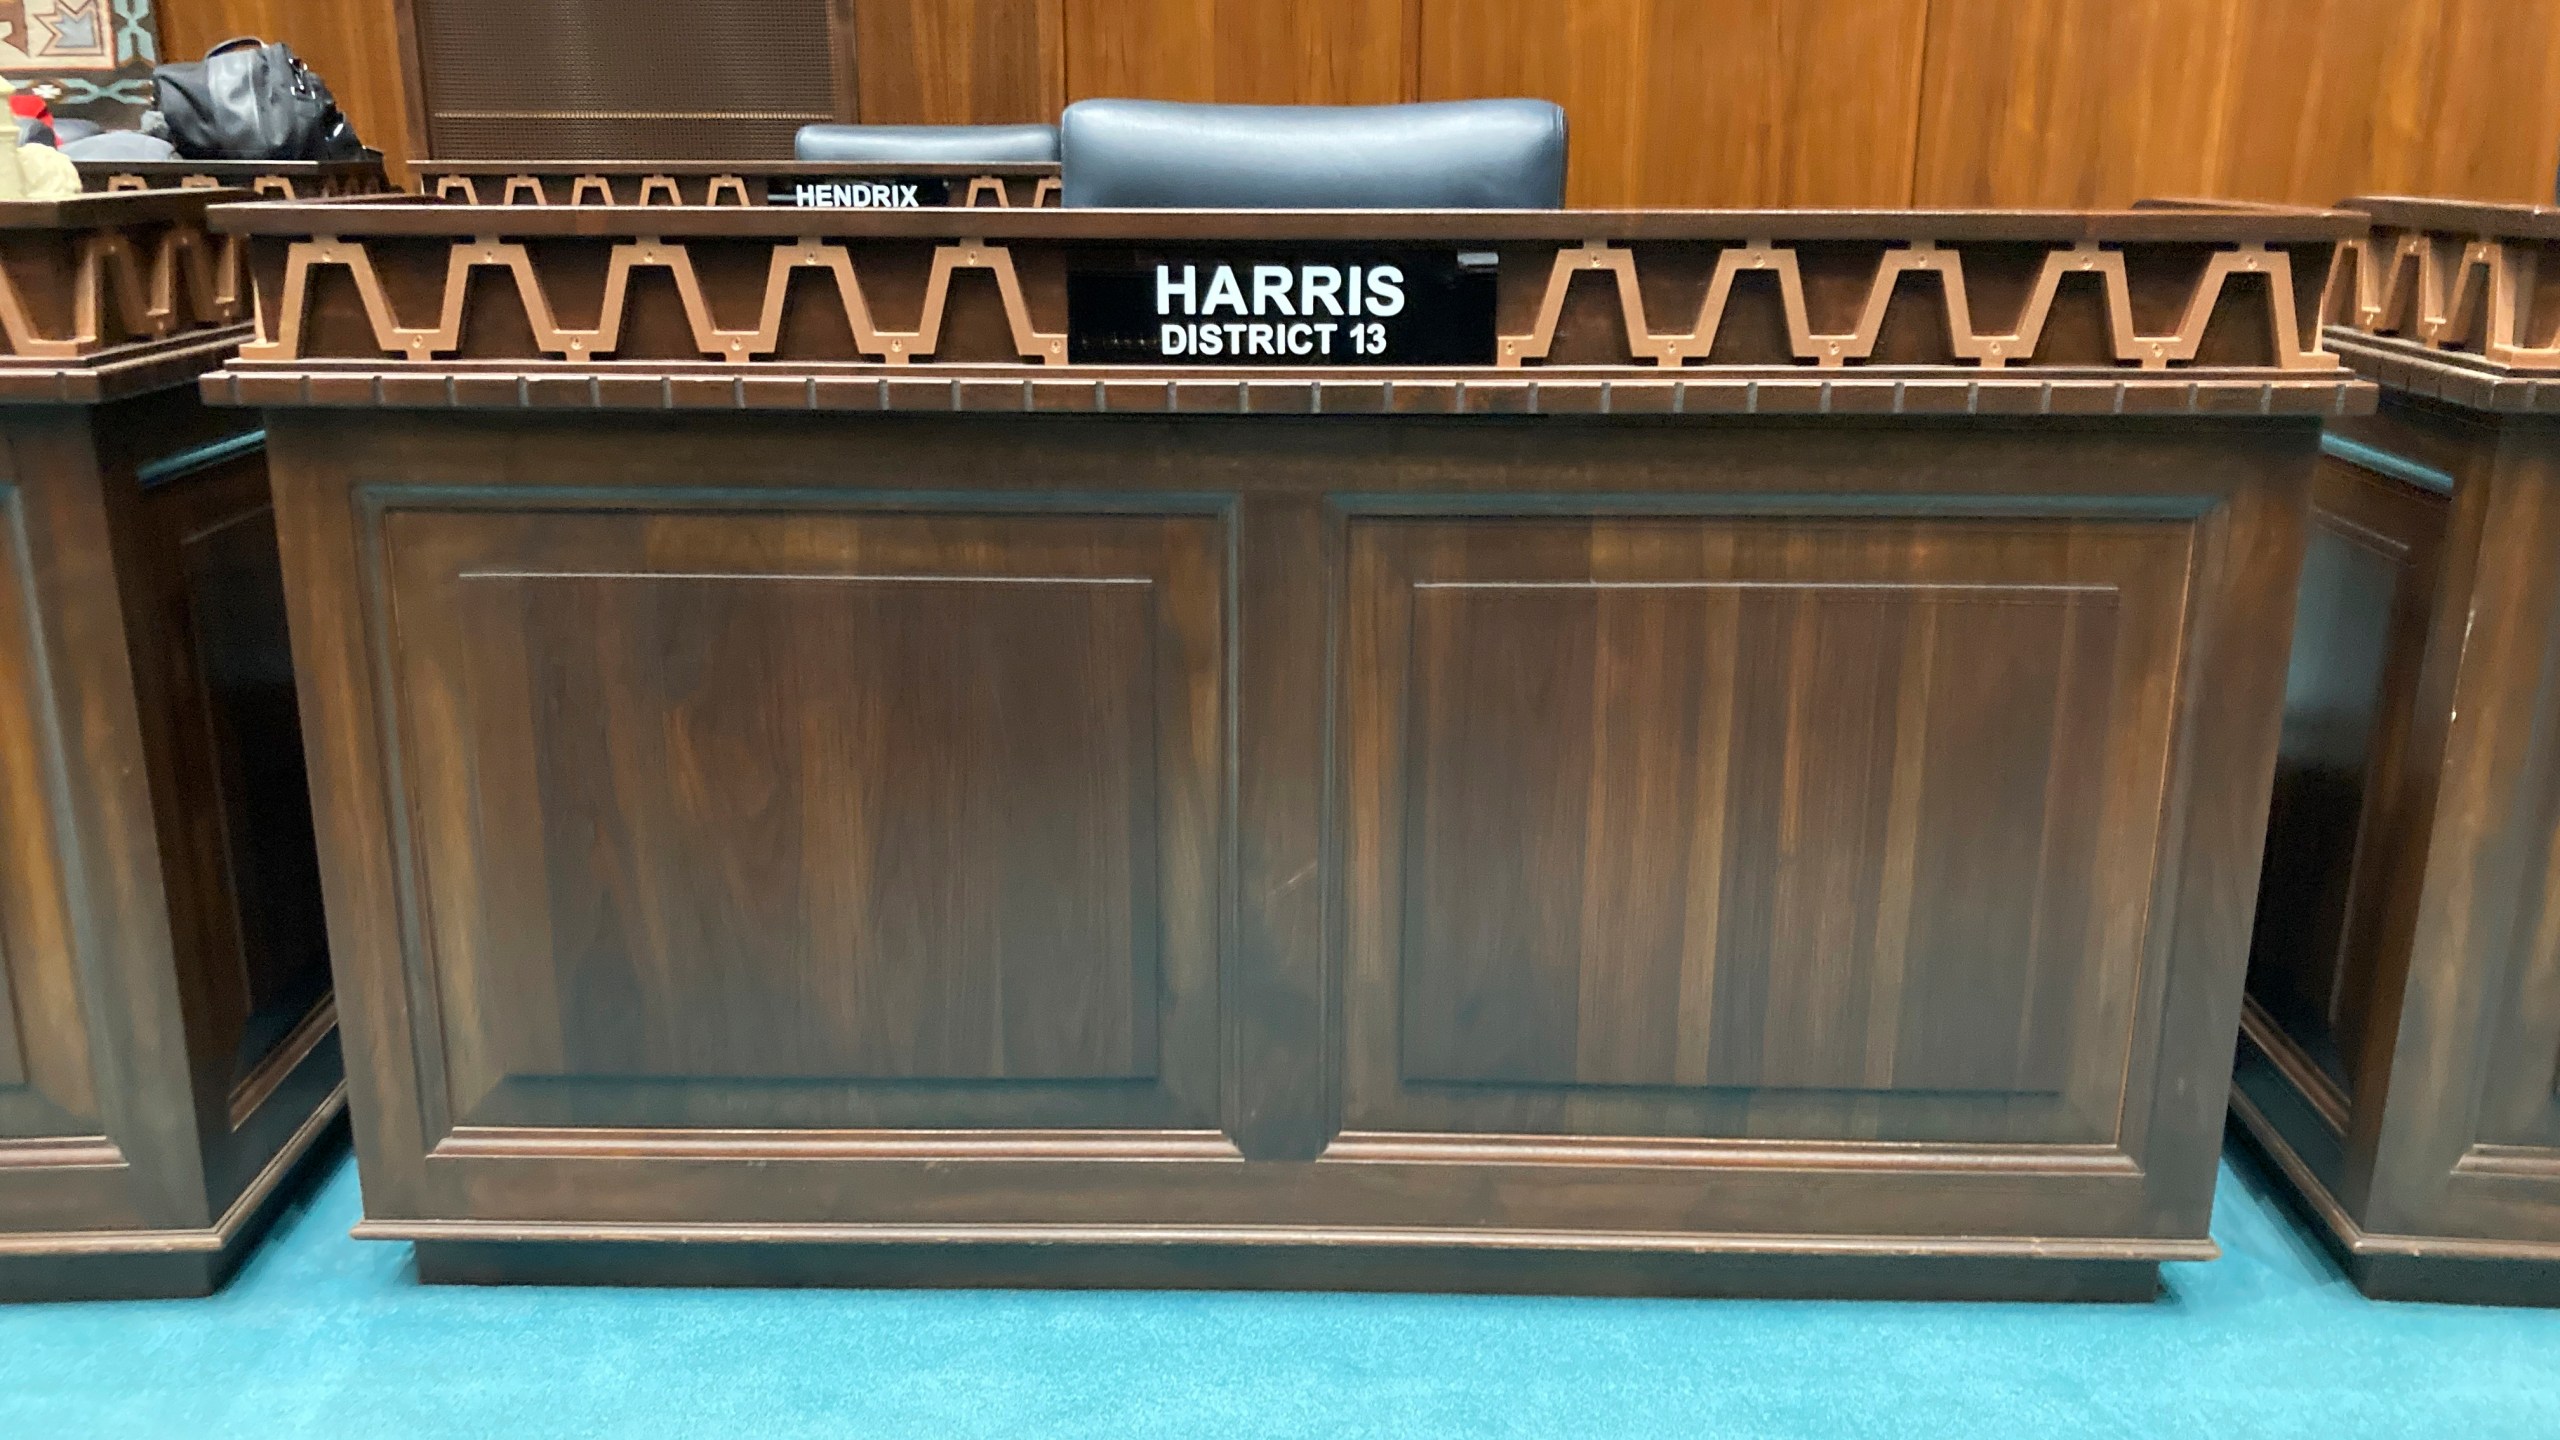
[1067,251,1498,366]
[767,176,952,209]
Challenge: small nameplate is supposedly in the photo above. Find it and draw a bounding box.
[768,176,952,209]
[1067,252,1498,366]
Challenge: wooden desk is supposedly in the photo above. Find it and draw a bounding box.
[0,190,341,1299]
[79,158,394,201]
[207,199,2367,1298]
[412,160,1061,209]
[2236,195,2560,1304]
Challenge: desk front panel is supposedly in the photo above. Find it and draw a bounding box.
[263,407,2308,1270]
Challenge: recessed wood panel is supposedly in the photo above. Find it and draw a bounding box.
[1398,580,2109,1097]
[158,496,332,1088]
[0,480,96,1138]
[2474,701,2560,1155]
[1346,514,2196,1145]
[1066,0,1410,105]
[2246,461,2443,1094]
[1416,0,1928,208]
[379,506,1225,1133]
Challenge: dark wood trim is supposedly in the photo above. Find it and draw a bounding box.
[0,189,252,230]
[209,215,2353,381]
[2240,998,2349,1134]
[408,161,1061,208]
[228,996,338,1131]
[369,1213,2213,1259]
[2325,330,2560,414]
[411,161,1062,180]
[408,1237,2168,1301]
[205,365,2372,418]
[0,329,248,406]
[0,1102,347,1302]
[2345,196,2560,240]
[210,203,2365,244]
[79,160,392,200]
[2234,1092,2560,1306]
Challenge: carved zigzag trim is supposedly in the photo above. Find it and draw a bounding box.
[104,174,371,199]
[2324,230,2560,370]
[240,232,2325,372]
[241,235,1069,366]
[0,224,244,358]
[428,173,1056,208]
[1501,239,2333,371]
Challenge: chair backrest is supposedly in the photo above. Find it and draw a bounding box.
[792,123,1060,165]
[1060,98,1567,209]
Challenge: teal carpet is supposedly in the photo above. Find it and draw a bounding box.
[3,1140,2557,1438]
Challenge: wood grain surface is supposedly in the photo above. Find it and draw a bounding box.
[1068,0,1411,106]
[238,390,2318,1293]
[1418,0,1928,208]
[155,0,2560,205]
[857,0,1066,124]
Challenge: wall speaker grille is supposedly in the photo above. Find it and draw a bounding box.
[410,0,839,160]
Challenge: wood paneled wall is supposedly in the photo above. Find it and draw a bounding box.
[1417,0,1931,207]
[1910,0,2560,208]
[854,0,1063,127]
[157,0,2560,206]
[845,0,2560,207]
[1065,0,1414,105]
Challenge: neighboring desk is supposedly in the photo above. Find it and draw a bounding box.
[0,190,341,1299]
[207,199,2366,1299]
[412,161,1062,209]
[2237,194,2560,1304]
[79,158,393,201]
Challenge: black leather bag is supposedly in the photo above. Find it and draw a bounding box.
[153,38,365,161]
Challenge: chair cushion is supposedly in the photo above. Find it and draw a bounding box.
[63,131,179,162]
[1060,98,1566,209]
[792,123,1060,165]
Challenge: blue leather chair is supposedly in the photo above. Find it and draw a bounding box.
[62,131,178,162]
[1059,98,1567,208]
[792,124,1060,165]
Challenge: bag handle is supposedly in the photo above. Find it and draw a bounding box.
[205,37,265,58]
